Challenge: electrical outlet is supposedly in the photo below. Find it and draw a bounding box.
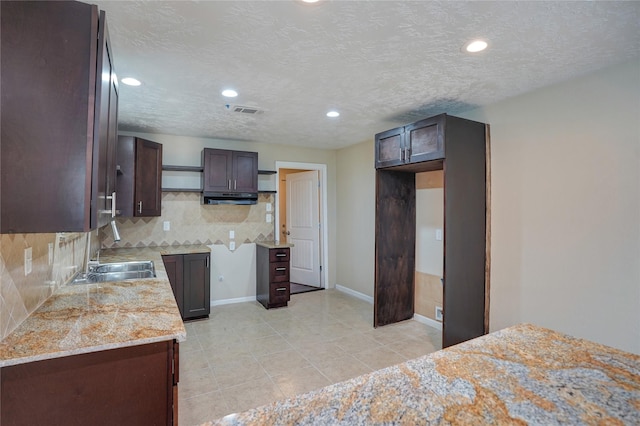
[266,203,272,212]
[229,230,235,239]
[435,229,443,241]
[163,221,170,231]
[266,213,272,223]
[435,306,443,321]
[229,241,236,251]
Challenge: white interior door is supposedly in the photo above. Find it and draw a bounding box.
[286,170,321,287]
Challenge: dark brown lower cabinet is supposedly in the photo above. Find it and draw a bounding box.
[1,340,179,426]
[256,246,291,309]
[163,253,210,320]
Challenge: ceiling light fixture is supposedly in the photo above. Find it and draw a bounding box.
[301,0,321,3]
[326,111,340,118]
[121,77,141,86]
[222,89,238,98]
[465,40,488,53]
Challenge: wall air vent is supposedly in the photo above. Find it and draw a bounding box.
[225,104,264,115]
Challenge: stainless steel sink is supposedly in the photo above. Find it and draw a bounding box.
[71,261,156,284]
[89,260,155,273]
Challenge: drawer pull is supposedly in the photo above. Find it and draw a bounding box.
[275,253,287,257]
[275,267,287,271]
[276,287,287,291]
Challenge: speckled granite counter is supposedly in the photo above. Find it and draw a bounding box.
[0,246,209,367]
[206,324,640,425]
[255,241,294,249]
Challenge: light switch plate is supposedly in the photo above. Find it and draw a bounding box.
[24,247,32,276]
[229,230,235,239]
[266,203,272,212]
[436,229,443,241]
[266,213,272,223]
[163,221,170,231]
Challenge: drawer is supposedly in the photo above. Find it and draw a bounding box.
[270,282,290,303]
[269,248,289,263]
[269,261,289,282]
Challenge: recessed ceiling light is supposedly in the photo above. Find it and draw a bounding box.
[121,77,141,86]
[465,40,488,53]
[326,111,340,118]
[222,89,238,98]
[301,0,321,3]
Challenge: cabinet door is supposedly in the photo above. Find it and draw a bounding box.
[0,1,98,233]
[232,151,258,193]
[203,148,233,192]
[405,115,445,164]
[375,127,405,169]
[183,253,211,320]
[135,139,162,216]
[162,255,184,318]
[91,11,112,229]
[104,15,119,224]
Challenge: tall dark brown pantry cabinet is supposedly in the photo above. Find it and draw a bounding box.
[374,114,489,348]
[1,1,119,233]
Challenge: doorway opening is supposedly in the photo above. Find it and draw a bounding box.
[275,161,329,292]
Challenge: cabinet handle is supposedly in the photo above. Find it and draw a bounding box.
[228,180,231,190]
[234,180,237,190]
[275,267,287,271]
[206,256,209,269]
[276,287,287,291]
[138,201,142,214]
[111,192,117,218]
[400,148,403,162]
[275,253,287,257]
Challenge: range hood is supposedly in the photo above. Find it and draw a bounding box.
[202,192,258,205]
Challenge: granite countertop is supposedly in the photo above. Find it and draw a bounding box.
[0,245,209,368]
[206,324,640,425]
[255,241,294,249]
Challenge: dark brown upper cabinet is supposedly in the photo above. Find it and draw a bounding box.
[203,148,258,194]
[116,137,162,217]
[0,1,118,233]
[374,114,489,349]
[375,114,445,170]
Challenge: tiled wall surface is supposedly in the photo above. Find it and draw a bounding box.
[0,232,89,340]
[102,192,275,248]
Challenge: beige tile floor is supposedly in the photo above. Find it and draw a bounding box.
[179,289,442,426]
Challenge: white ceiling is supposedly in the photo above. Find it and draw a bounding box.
[94,0,640,150]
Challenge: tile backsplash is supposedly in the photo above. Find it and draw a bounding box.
[101,192,275,248]
[0,232,89,340]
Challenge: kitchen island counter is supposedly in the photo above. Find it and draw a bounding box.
[0,246,209,367]
[205,323,640,425]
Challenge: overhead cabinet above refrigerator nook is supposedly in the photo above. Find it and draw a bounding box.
[1,0,119,233]
[374,113,490,348]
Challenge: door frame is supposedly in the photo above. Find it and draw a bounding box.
[275,161,328,290]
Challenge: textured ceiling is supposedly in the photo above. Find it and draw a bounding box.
[93,0,640,150]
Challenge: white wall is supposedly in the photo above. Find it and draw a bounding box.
[336,140,375,297]
[461,59,640,354]
[335,59,640,353]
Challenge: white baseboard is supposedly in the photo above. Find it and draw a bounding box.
[413,313,443,331]
[211,296,256,307]
[335,284,374,304]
